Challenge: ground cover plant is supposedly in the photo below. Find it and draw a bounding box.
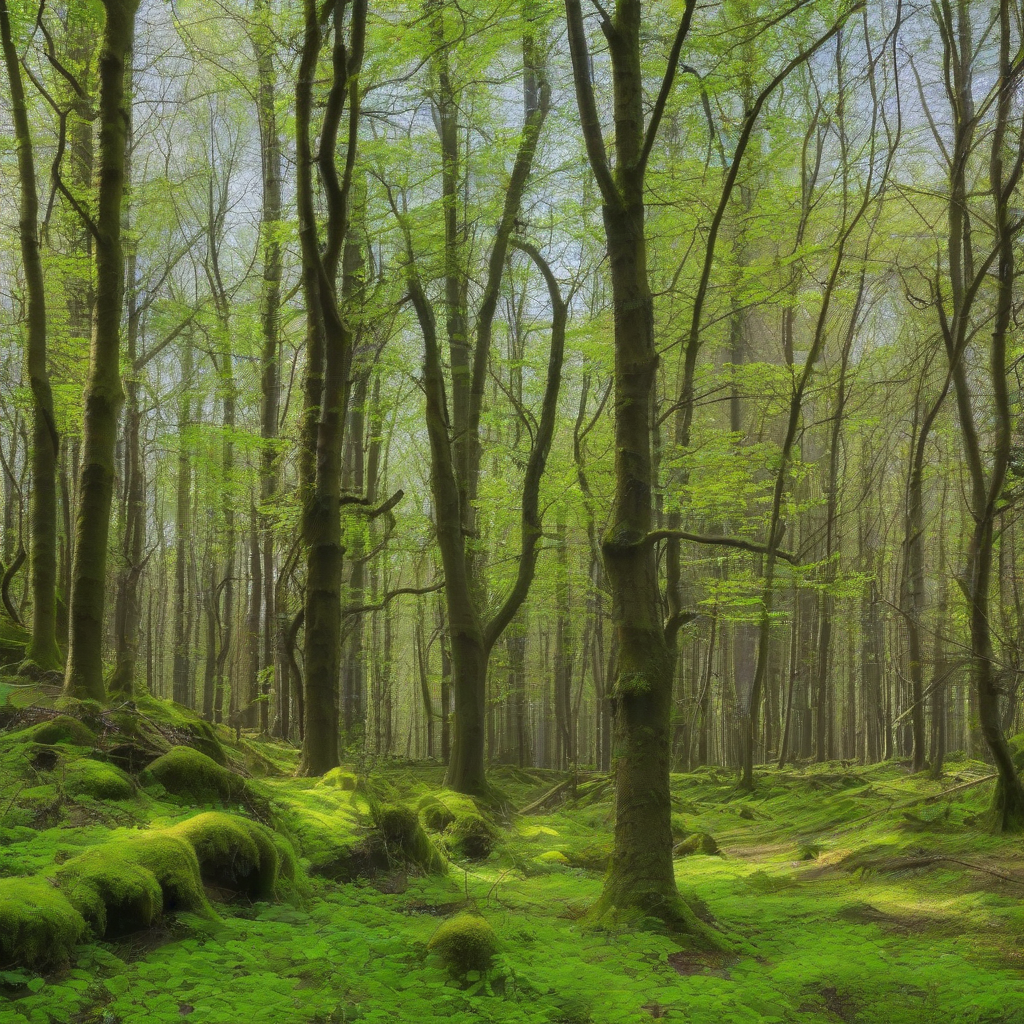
[3,692,1024,1023]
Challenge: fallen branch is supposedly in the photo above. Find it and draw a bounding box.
[520,777,573,815]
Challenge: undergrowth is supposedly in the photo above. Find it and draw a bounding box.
[2,688,1023,1023]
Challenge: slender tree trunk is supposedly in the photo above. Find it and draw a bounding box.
[64,0,140,700]
[0,0,61,673]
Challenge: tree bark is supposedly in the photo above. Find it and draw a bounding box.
[64,0,139,700]
[0,0,61,673]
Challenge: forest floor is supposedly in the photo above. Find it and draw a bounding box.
[2,684,1024,1024]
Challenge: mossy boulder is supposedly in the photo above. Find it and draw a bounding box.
[674,832,719,857]
[56,832,213,938]
[445,811,498,860]
[141,746,247,805]
[537,849,570,865]
[27,715,96,748]
[0,876,85,968]
[427,913,498,976]
[62,759,135,801]
[169,812,287,899]
[373,803,447,875]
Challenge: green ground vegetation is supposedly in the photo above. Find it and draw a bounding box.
[1,689,1023,1023]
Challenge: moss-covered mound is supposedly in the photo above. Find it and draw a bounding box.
[373,803,447,875]
[420,797,456,832]
[29,715,96,748]
[169,812,293,899]
[55,831,213,938]
[674,831,719,857]
[0,876,85,968]
[62,758,135,801]
[427,913,498,976]
[445,810,498,860]
[141,746,247,805]
[316,767,358,791]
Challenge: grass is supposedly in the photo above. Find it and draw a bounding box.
[1,702,1023,1023]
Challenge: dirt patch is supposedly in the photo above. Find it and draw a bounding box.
[837,902,932,935]
[667,950,737,979]
[822,985,858,1022]
[400,899,468,916]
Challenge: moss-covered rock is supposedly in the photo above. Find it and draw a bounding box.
[56,831,213,938]
[373,803,447,874]
[141,746,246,805]
[445,811,498,860]
[62,759,135,801]
[537,849,570,865]
[27,715,96,748]
[170,812,284,899]
[674,832,719,857]
[428,913,498,976]
[0,876,85,968]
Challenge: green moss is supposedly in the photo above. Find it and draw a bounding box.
[427,913,498,976]
[56,831,214,937]
[26,715,96,748]
[0,876,85,968]
[169,812,283,899]
[373,803,447,875]
[316,768,358,790]
[0,619,29,669]
[141,746,246,805]
[562,841,613,872]
[445,810,498,860]
[132,695,227,765]
[537,849,570,865]
[421,800,456,832]
[62,759,135,801]
[674,831,719,856]
[56,855,162,937]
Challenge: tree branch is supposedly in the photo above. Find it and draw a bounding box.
[647,529,799,565]
[638,0,697,176]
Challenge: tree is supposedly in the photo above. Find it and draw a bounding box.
[0,0,60,673]
[64,0,140,700]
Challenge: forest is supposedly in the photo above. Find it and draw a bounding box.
[1,0,1024,1020]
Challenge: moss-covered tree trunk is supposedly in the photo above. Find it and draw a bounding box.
[172,341,193,708]
[64,0,139,700]
[0,0,61,673]
[254,0,281,735]
[563,0,712,934]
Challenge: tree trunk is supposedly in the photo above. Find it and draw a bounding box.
[64,0,139,700]
[0,0,61,673]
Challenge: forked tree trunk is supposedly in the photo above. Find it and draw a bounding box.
[295,0,367,774]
